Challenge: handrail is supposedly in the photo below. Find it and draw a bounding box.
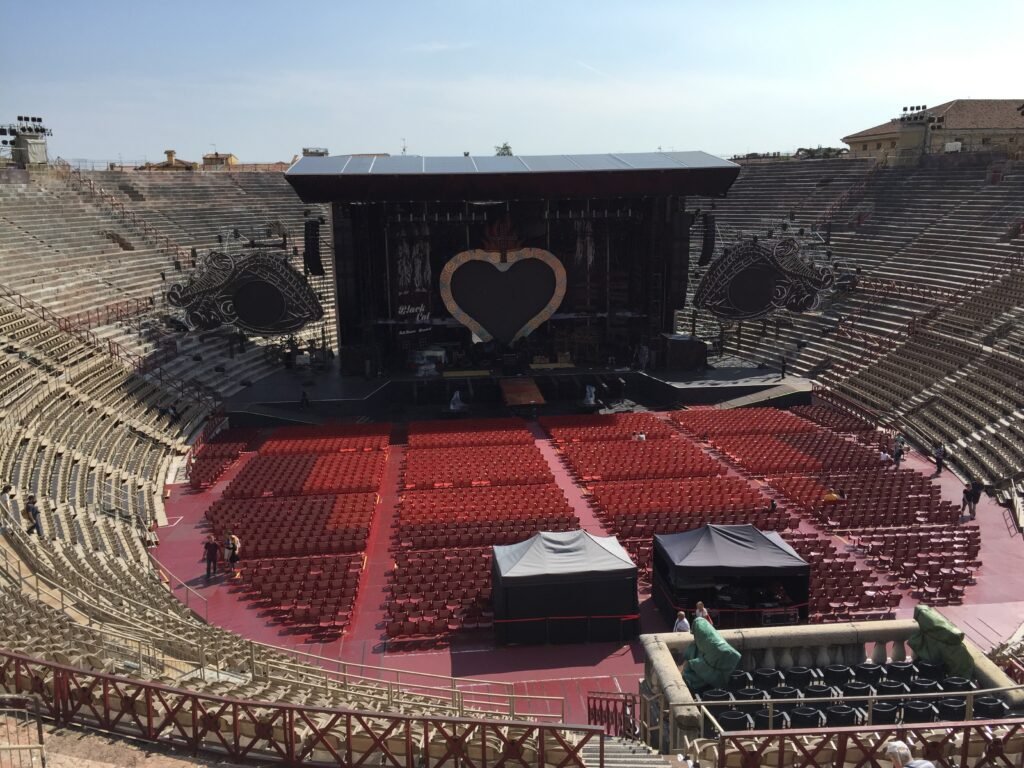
[145,550,208,622]
[0,694,47,767]
[0,648,604,768]
[712,714,1024,768]
[51,159,189,272]
[3,526,567,723]
[0,280,217,411]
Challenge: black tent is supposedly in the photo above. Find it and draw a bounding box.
[653,524,810,629]
[492,531,639,645]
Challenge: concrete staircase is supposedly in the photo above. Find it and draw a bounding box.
[582,736,667,768]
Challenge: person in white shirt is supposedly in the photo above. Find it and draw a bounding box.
[672,611,690,632]
[884,740,935,768]
[0,484,14,533]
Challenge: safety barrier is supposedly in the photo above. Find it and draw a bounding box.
[0,694,47,767]
[0,649,604,768]
[586,692,638,739]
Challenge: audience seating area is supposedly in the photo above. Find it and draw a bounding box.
[224,451,387,497]
[782,532,898,622]
[682,158,1024,484]
[200,422,392,637]
[767,469,960,531]
[386,418,578,646]
[711,431,882,475]
[539,412,678,443]
[670,408,818,438]
[237,553,364,633]
[402,443,551,489]
[588,476,786,539]
[395,485,575,550]
[560,439,721,483]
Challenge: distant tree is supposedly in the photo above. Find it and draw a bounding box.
[795,146,848,159]
[494,142,513,156]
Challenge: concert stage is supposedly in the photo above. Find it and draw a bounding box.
[222,361,813,425]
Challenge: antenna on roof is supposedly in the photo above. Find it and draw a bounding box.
[401,138,407,156]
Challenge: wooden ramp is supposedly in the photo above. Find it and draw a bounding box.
[715,381,811,409]
[500,378,545,407]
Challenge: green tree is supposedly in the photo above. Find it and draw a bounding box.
[494,142,513,156]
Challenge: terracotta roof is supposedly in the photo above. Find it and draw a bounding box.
[843,120,902,142]
[843,99,1024,143]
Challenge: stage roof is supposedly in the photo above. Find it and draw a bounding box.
[285,151,740,202]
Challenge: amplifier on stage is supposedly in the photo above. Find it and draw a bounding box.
[660,333,708,372]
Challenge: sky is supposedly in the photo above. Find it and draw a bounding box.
[3,0,1022,165]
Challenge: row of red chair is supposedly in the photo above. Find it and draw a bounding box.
[670,407,818,437]
[539,412,676,443]
[236,554,364,633]
[788,405,876,434]
[397,485,572,522]
[394,518,575,550]
[406,418,534,448]
[560,438,722,482]
[587,475,767,517]
[712,432,881,474]
[403,444,552,489]
[604,510,791,539]
[224,452,387,497]
[189,455,235,489]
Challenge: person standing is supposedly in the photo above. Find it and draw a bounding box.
[24,495,41,536]
[694,601,712,625]
[779,357,787,380]
[673,611,691,632]
[893,443,905,469]
[0,484,14,533]
[225,532,241,579]
[968,479,983,520]
[203,534,220,581]
[932,443,946,476]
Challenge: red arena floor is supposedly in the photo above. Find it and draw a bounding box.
[153,411,1024,723]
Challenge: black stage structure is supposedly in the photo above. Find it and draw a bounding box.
[286,152,740,380]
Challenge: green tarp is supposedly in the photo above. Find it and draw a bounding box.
[682,617,741,690]
[907,604,974,678]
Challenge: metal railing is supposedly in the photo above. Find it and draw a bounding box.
[587,691,638,738]
[2,529,567,724]
[705,704,1024,768]
[0,649,604,768]
[0,695,47,768]
[0,280,217,412]
[145,551,209,622]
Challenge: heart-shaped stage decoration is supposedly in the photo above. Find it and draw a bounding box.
[440,248,566,345]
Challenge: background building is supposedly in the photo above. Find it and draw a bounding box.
[843,99,1024,163]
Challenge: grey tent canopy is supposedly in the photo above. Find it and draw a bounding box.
[653,524,810,628]
[492,531,639,644]
[493,530,636,583]
[655,524,808,586]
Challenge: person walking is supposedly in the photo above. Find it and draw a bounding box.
[203,534,220,581]
[24,495,41,536]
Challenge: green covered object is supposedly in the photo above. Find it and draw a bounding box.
[682,617,741,690]
[907,604,974,678]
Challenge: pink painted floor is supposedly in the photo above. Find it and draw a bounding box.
[155,417,1024,724]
